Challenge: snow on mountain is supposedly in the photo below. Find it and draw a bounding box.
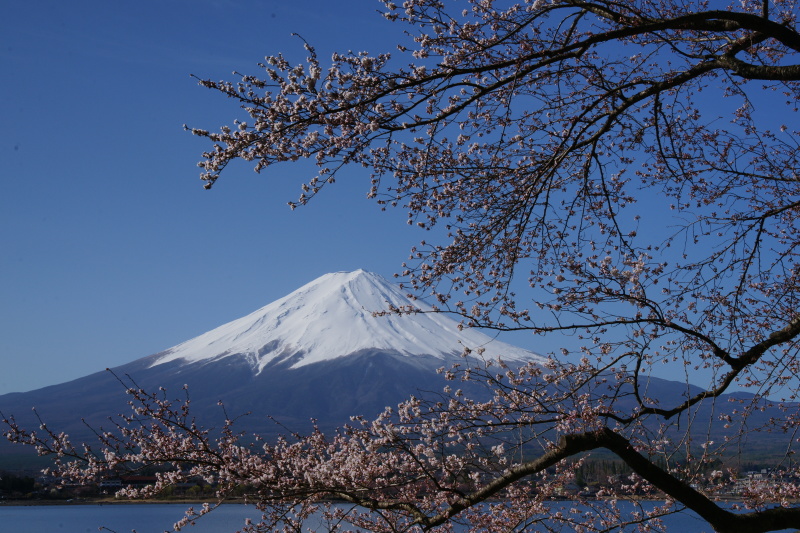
[151,269,544,373]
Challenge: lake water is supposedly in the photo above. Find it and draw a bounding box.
[0,502,786,532]
[0,503,258,533]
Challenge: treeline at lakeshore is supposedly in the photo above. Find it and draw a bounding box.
[569,457,800,499]
[0,471,36,499]
[0,465,231,503]
[5,455,797,505]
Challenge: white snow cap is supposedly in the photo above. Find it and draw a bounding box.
[151,269,544,372]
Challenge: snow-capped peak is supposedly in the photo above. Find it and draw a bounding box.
[150,270,544,373]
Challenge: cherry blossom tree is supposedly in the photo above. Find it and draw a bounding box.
[5,0,800,531]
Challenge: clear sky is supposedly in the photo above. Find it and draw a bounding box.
[2,0,496,394]
[2,1,764,396]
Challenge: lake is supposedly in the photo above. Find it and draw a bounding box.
[0,501,784,532]
[0,503,259,533]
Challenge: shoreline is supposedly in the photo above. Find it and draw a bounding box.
[1,495,777,507]
[0,498,246,507]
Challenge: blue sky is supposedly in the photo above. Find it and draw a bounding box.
[1,0,474,394]
[2,1,773,396]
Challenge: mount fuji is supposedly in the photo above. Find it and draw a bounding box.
[150,269,543,372]
[0,270,544,463]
